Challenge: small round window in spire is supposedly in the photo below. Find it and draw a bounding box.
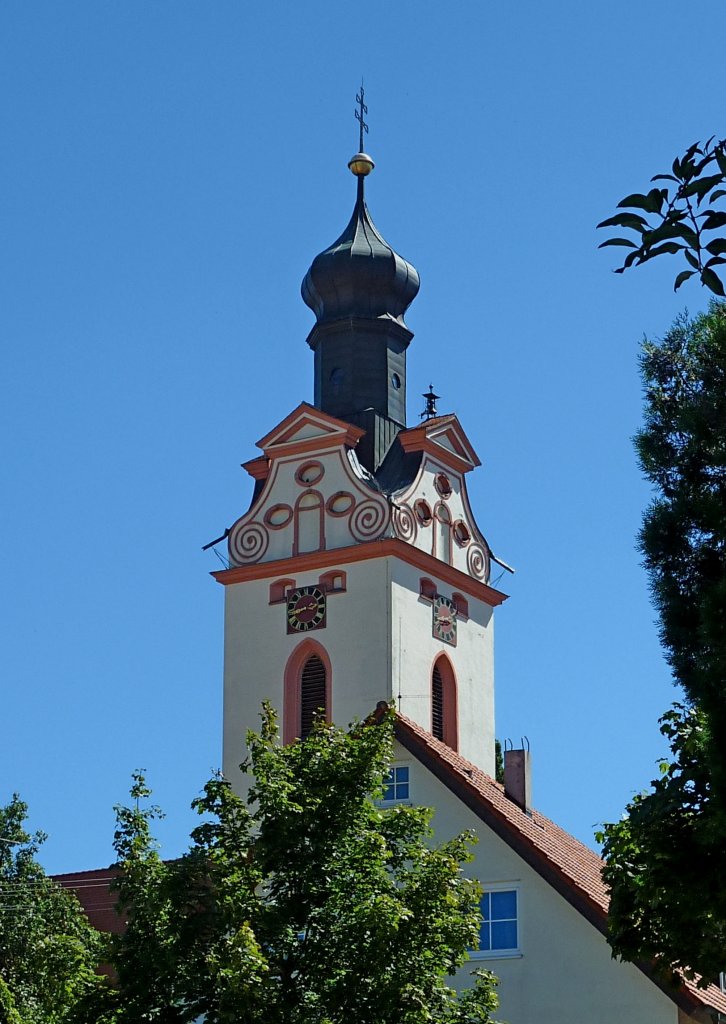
[434,473,453,499]
[391,372,401,390]
[330,368,345,386]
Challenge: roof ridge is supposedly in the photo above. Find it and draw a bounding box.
[392,711,726,1018]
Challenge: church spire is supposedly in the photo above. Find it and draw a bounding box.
[301,94,420,472]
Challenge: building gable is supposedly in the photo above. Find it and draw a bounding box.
[393,713,726,1024]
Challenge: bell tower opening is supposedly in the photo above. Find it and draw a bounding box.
[300,655,326,739]
[431,655,458,750]
[283,640,332,744]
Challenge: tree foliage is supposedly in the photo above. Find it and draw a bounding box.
[597,303,726,984]
[597,705,726,985]
[0,796,108,1024]
[598,137,726,295]
[96,706,500,1024]
[635,305,726,769]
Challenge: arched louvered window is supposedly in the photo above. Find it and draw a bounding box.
[283,641,332,745]
[431,655,458,750]
[300,655,327,739]
[432,663,445,741]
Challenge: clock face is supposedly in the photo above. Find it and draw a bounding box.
[432,595,457,646]
[286,586,326,634]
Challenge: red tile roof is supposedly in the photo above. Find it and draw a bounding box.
[394,712,726,1021]
[54,866,124,934]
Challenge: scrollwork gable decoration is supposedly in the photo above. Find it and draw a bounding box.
[350,499,389,542]
[226,404,393,567]
[388,457,493,584]
[382,412,499,582]
[228,520,269,564]
[392,502,417,542]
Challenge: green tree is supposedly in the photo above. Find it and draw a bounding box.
[597,303,726,984]
[0,796,108,1024]
[99,706,500,1024]
[598,137,726,295]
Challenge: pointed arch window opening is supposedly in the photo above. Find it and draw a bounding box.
[283,640,332,745]
[431,655,458,750]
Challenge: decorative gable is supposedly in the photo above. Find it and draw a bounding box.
[227,404,390,567]
[398,414,481,474]
[387,416,493,585]
[256,402,364,456]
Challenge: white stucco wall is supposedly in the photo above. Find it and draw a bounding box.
[223,552,497,787]
[394,741,679,1024]
[390,559,495,776]
[222,557,391,785]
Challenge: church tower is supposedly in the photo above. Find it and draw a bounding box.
[214,121,508,782]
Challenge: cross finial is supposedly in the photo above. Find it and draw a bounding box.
[355,83,368,153]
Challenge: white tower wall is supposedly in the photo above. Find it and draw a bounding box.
[222,550,496,787]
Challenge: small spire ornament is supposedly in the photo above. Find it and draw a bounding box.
[355,83,368,152]
[421,384,440,420]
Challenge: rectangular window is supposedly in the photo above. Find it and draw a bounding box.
[382,765,409,802]
[478,889,518,953]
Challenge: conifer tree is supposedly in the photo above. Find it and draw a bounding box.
[598,303,726,984]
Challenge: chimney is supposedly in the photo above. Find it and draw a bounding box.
[504,745,532,815]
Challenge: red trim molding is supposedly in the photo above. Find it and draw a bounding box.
[241,456,269,481]
[399,431,473,475]
[212,538,508,607]
[257,402,365,452]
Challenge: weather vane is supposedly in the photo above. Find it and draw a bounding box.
[355,83,368,152]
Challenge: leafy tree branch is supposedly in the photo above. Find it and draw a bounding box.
[98,705,501,1024]
[0,796,108,1024]
[598,138,726,295]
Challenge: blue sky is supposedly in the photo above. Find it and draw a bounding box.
[2,1,725,872]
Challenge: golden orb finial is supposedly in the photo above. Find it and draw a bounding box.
[348,152,375,176]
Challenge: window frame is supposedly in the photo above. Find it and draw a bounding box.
[283,639,332,745]
[469,883,522,961]
[380,763,411,804]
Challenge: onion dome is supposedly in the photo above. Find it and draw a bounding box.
[301,155,420,328]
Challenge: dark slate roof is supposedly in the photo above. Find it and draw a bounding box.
[301,177,420,328]
[373,434,423,495]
